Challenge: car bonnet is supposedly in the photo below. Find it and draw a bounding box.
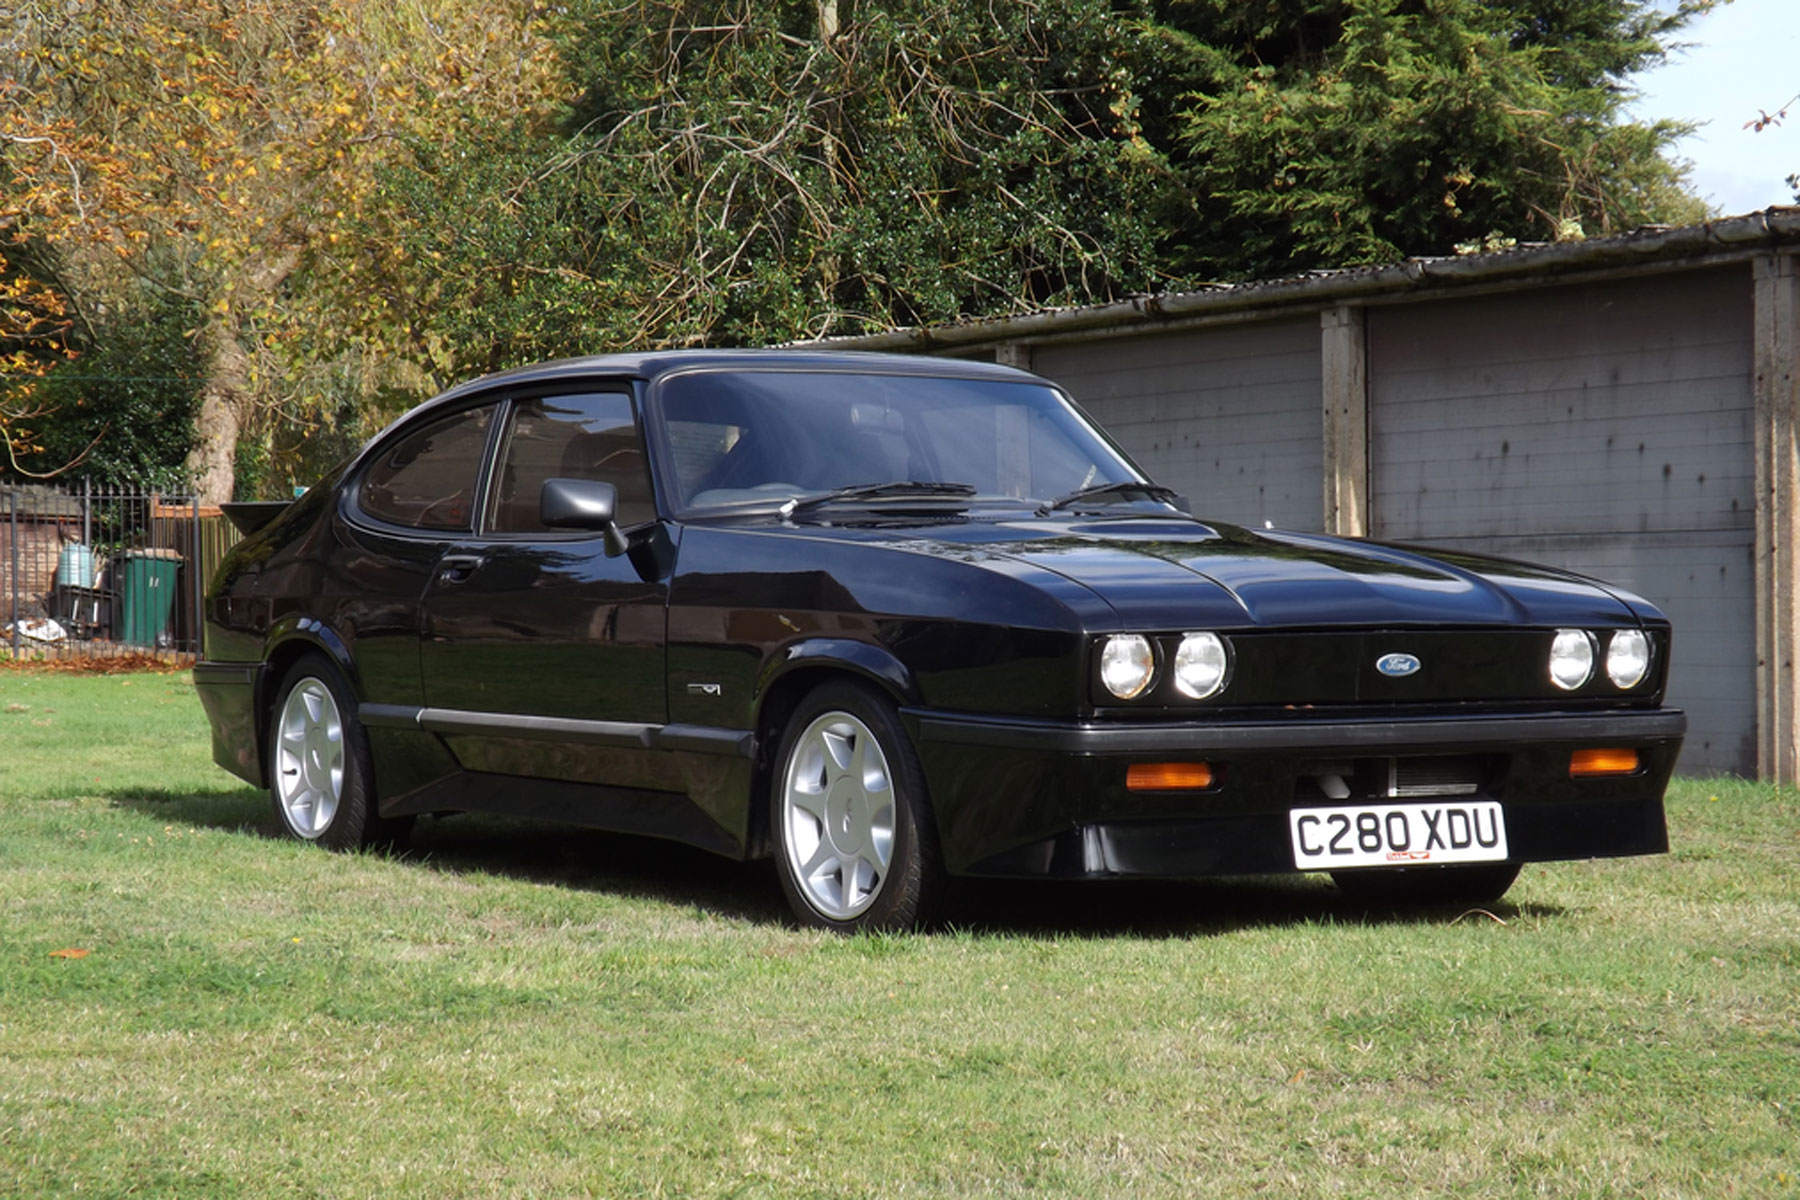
[801,513,1652,631]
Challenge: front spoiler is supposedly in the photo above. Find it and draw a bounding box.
[903,706,1684,879]
[960,795,1669,880]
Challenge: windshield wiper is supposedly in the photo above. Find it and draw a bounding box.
[782,480,978,516]
[1036,480,1182,516]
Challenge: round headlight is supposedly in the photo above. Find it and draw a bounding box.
[1100,634,1156,700]
[1173,632,1229,699]
[1549,629,1596,691]
[1607,629,1651,689]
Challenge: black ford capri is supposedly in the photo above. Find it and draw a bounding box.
[195,350,1682,930]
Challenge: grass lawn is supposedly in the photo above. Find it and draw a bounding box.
[1,669,1796,1198]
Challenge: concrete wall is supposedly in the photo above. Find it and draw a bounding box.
[1365,268,1756,773]
[1031,319,1324,531]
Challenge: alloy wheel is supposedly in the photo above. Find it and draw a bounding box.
[780,710,897,921]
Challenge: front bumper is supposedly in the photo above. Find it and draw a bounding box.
[903,706,1684,878]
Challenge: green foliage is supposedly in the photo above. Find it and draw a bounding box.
[230,428,273,502]
[18,282,202,491]
[330,0,1167,378]
[9,0,1728,475]
[1144,0,1711,278]
[320,0,1721,397]
[228,354,386,501]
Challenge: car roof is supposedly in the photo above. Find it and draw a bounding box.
[343,349,1048,481]
[428,348,1036,409]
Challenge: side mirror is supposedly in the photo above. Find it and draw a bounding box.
[541,477,631,557]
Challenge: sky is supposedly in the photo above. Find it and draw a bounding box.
[1628,0,1800,217]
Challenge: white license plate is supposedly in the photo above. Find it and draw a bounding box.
[1288,800,1508,870]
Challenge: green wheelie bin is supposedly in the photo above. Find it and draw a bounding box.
[115,548,183,647]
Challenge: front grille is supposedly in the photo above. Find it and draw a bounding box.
[1387,756,1485,798]
[1294,755,1502,804]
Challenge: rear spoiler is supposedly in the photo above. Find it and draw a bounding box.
[220,501,291,535]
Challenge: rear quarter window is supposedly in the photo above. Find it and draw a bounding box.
[357,405,495,530]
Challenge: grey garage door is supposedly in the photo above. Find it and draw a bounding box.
[1033,318,1324,531]
[1368,267,1755,774]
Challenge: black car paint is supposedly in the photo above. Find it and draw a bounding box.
[195,350,1681,885]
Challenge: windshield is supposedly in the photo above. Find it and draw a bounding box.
[650,368,1142,512]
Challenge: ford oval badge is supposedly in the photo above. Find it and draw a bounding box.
[1376,652,1421,678]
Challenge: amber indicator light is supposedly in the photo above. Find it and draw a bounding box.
[1570,748,1640,777]
[1127,762,1215,791]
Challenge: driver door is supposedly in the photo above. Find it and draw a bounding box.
[418,388,671,788]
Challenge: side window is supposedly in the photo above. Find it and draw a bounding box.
[487,393,656,534]
[358,405,494,531]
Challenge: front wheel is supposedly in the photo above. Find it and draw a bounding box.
[1331,862,1521,907]
[771,682,942,932]
[268,655,409,850]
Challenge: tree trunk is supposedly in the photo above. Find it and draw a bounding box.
[184,314,247,505]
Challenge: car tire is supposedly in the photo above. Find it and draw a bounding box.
[267,655,410,851]
[1330,862,1521,907]
[771,681,943,932]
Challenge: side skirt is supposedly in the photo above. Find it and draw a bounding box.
[383,768,746,860]
[359,703,755,859]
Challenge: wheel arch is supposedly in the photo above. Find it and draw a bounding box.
[743,640,924,861]
[758,637,922,707]
[253,619,363,783]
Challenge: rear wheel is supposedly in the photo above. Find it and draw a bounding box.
[268,655,410,850]
[1331,863,1521,907]
[772,682,942,932]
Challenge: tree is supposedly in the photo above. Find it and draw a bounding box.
[1,0,562,499]
[1141,0,1713,279]
[26,278,206,492]
[0,242,78,476]
[338,0,1719,380]
[5,0,326,495]
[323,0,1167,380]
[6,0,1719,495]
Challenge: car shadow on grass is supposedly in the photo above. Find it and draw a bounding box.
[108,785,789,926]
[110,787,1562,936]
[109,785,271,838]
[944,875,1561,939]
[403,810,792,926]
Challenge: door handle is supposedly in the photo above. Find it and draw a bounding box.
[437,554,485,584]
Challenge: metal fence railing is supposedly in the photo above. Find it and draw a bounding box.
[1,482,241,664]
